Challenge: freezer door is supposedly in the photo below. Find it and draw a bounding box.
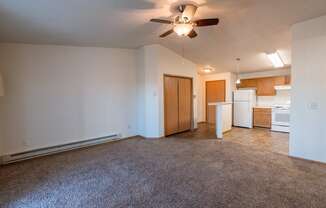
[233,101,253,128]
[234,90,250,101]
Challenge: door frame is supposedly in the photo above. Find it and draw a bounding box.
[205,80,226,122]
[164,74,194,136]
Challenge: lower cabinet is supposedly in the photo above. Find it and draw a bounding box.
[253,108,272,128]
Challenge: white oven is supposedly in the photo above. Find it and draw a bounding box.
[271,106,290,133]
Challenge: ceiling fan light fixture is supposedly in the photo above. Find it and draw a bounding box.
[173,23,193,36]
[181,4,197,22]
[150,4,219,39]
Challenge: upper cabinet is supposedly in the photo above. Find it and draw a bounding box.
[237,75,291,96]
[285,76,291,85]
[256,77,276,96]
[238,78,257,88]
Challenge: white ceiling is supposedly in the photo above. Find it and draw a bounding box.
[1,0,326,73]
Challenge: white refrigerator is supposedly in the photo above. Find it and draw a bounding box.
[233,89,256,128]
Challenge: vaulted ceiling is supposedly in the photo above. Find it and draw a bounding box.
[1,0,326,73]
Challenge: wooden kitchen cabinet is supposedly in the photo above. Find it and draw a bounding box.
[238,78,257,88]
[256,77,276,96]
[274,75,291,86]
[238,76,291,96]
[253,108,272,128]
[285,75,291,84]
[274,76,286,86]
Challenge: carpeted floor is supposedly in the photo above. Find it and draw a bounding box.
[1,125,326,208]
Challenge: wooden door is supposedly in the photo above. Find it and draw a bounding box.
[164,76,179,135]
[206,80,226,124]
[178,78,192,132]
[164,75,193,136]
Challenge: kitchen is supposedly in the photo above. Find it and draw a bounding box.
[234,74,291,133]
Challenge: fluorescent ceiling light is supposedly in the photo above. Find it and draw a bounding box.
[266,52,284,68]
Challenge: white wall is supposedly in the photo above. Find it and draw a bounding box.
[136,46,161,138]
[0,43,199,155]
[0,44,138,155]
[257,90,291,107]
[198,72,236,122]
[137,45,199,138]
[197,74,205,122]
[290,15,326,163]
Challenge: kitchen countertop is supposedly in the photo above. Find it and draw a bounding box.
[254,106,273,109]
[208,102,233,106]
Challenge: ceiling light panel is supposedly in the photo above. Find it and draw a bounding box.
[266,52,284,68]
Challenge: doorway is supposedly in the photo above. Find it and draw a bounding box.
[164,75,193,136]
[206,80,226,124]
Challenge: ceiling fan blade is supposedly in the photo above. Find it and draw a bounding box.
[188,29,198,38]
[160,29,174,38]
[150,18,173,24]
[195,18,219,27]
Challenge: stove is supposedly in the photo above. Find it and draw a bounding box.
[271,105,290,133]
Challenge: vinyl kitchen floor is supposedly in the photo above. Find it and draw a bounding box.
[178,123,289,156]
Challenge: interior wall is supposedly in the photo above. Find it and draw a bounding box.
[198,72,236,122]
[137,44,199,138]
[290,15,326,163]
[257,90,291,106]
[136,45,160,138]
[197,74,205,123]
[0,43,138,155]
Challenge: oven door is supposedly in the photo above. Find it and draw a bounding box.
[272,109,290,126]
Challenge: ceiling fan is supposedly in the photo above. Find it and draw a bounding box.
[150,4,219,38]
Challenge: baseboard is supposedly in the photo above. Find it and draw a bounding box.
[288,155,326,165]
[142,136,164,140]
[0,134,125,165]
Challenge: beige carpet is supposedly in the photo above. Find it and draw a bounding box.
[1,127,326,208]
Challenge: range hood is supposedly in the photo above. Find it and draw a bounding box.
[274,85,291,90]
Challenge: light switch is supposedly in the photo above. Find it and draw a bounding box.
[309,102,319,110]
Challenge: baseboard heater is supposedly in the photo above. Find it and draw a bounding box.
[0,134,121,165]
